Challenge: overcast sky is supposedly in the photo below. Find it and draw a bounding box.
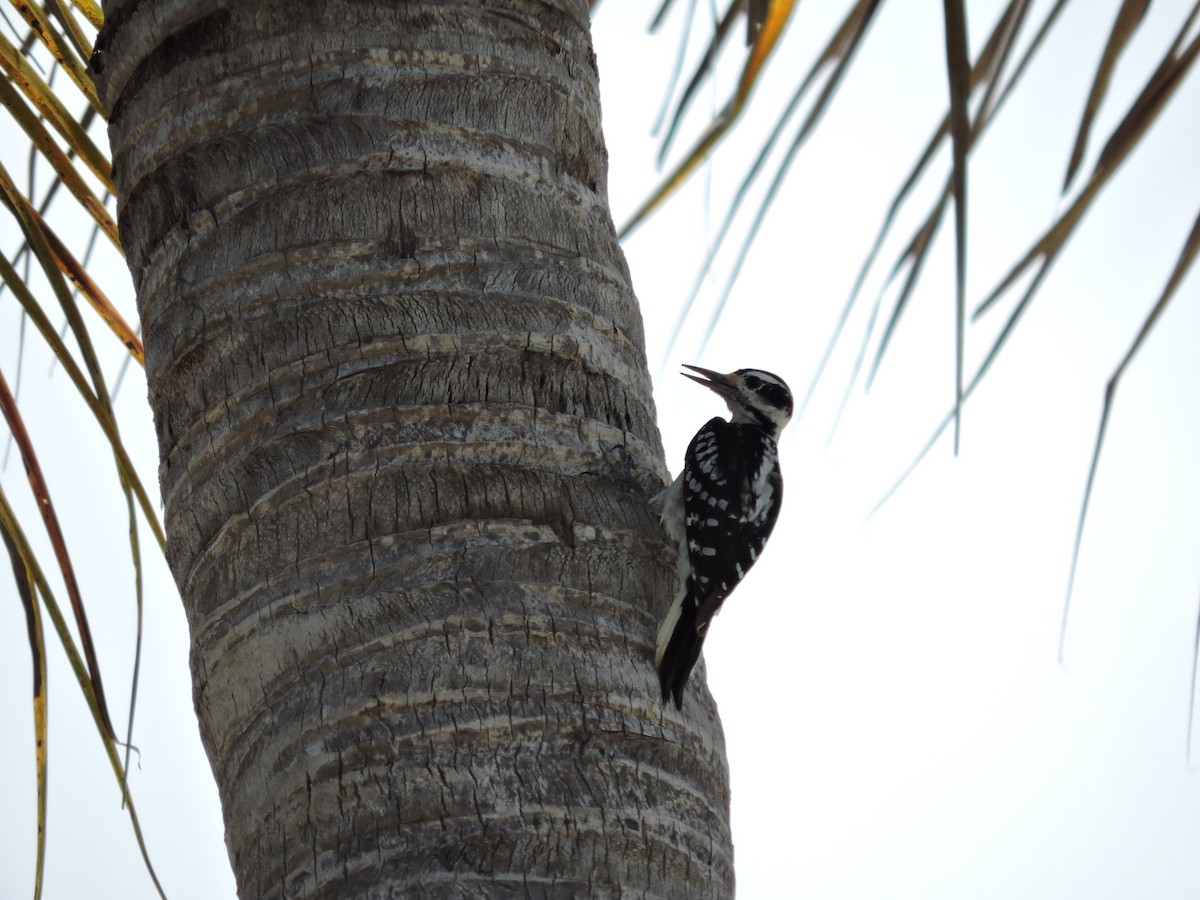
[2,1,1198,898]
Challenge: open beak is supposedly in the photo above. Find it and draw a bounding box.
[681,364,737,398]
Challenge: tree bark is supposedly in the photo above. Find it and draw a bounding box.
[95,0,734,896]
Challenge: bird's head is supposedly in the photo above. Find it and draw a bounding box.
[682,365,794,437]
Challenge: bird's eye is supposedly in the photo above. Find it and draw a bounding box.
[743,375,762,390]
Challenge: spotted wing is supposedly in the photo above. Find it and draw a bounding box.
[682,418,782,631]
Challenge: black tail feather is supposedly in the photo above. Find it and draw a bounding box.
[657,600,705,710]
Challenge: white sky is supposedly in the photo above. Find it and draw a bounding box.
[2,1,1199,898]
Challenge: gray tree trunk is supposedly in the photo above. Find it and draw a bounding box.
[95,0,734,896]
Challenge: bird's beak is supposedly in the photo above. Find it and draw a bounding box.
[681,364,737,398]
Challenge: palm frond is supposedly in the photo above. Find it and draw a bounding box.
[619,0,798,238]
[656,0,882,374]
[623,0,1200,677]
[0,29,110,186]
[6,0,100,112]
[1059,205,1200,662]
[0,368,118,738]
[0,77,116,241]
[1062,0,1152,193]
[63,0,102,31]
[654,0,742,160]
[940,0,969,453]
[1,4,170,891]
[803,0,1035,426]
[0,484,166,900]
[1,521,47,899]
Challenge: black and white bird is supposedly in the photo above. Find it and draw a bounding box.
[654,365,794,709]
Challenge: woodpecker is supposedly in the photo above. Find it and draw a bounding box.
[654,365,793,709]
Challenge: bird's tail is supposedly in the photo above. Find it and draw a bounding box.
[655,589,705,710]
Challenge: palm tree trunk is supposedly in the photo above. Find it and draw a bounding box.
[95,0,734,895]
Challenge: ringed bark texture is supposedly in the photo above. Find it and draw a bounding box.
[96,1,734,896]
